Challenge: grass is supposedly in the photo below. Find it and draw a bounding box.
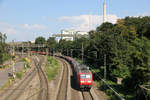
[45,56,59,81]
[16,57,31,79]
[16,71,24,79]
[16,58,31,79]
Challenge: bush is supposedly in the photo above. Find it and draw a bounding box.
[46,56,59,81]
[16,71,23,79]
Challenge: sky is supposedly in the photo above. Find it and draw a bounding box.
[0,0,150,42]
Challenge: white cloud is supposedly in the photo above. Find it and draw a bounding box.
[0,22,17,34]
[59,14,118,31]
[0,22,49,41]
[23,24,47,30]
[7,28,17,34]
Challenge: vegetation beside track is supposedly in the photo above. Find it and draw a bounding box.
[45,56,59,81]
[16,57,31,79]
[0,64,11,70]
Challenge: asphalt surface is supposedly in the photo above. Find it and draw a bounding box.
[0,62,24,88]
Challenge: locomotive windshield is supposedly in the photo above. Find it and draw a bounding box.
[80,74,91,79]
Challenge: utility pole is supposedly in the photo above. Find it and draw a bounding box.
[52,48,54,56]
[81,43,84,62]
[38,44,39,55]
[71,49,73,57]
[61,49,63,55]
[28,43,30,57]
[104,54,107,80]
[22,44,24,57]
[46,48,48,56]
[67,49,69,56]
[12,40,16,78]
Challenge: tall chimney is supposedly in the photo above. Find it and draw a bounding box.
[103,2,106,23]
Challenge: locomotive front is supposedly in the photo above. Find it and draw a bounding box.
[77,65,93,90]
[79,72,93,90]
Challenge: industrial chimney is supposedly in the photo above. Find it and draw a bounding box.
[103,2,107,23]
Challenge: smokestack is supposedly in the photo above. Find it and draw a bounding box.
[103,2,106,23]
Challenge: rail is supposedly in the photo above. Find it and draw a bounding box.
[81,91,94,100]
[35,56,49,100]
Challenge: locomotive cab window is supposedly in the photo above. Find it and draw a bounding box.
[80,74,91,79]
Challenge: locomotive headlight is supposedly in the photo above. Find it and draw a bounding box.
[87,81,91,83]
[81,81,84,83]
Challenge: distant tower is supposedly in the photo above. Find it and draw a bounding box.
[103,2,107,23]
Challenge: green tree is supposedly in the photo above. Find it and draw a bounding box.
[96,22,114,33]
[47,37,57,49]
[35,36,46,44]
[0,32,9,64]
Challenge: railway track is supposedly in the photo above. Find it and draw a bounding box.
[56,58,69,100]
[1,62,37,100]
[81,90,94,100]
[35,56,49,100]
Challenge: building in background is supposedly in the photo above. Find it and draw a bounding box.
[53,29,89,41]
[61,30,75,41]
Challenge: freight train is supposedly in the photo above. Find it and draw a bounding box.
[64,56,93,90]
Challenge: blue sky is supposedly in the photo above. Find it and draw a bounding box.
[0,0,149,42]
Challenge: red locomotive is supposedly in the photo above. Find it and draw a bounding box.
[65,56,93,90]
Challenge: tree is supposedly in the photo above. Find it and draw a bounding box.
[35,36,46,44]
[0,32,9,64]
[58,39,73,56]
[96,22,114,33]
[47,37,57,49]
[0,32,2,43]
[3,34,7,43]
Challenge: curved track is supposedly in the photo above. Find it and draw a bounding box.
[35,56,49,100]
[56,58,69,100]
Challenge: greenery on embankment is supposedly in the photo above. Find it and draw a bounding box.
[16,57,31,79]
[45,56,59,81]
